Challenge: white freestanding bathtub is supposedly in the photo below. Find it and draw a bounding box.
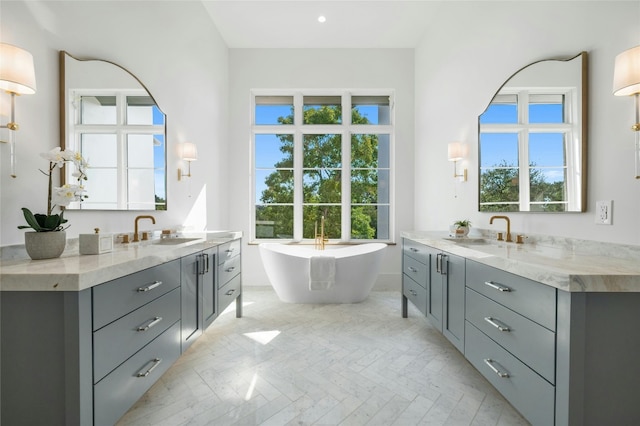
[258,243,387,303]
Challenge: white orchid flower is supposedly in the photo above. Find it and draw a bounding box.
[40,147,66,168]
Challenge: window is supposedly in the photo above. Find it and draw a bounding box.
[252,91,393,242]
[69,91,166,210]
[479,89,578,212]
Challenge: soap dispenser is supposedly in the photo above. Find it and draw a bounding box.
[79,228,113,255]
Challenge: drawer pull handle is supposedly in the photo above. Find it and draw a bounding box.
[483,358,510,378]
[136,358,162,378]
[137,316,163,332]
[484,316,511,332]
[226,289,235,296]
[226,266,236,272]
[484,281,511,292]
[137,281,163,292]
[409,247,419,252]
[226,248,235,253]
[409,290,417,297]
[408,266,417,273]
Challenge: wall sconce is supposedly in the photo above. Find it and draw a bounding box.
[178,142,198,180]
[447,141,467,182]
[613,45,640,178]
[0,43,37,178]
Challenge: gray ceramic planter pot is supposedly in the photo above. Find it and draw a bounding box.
[24,231,66,260]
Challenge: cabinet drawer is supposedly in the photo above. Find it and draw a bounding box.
[218,254,241,288]
[93,287,181,383]
[403,275,427,316]
[219,273,241,313]
[218,239,241,264]
[465,322,555,426]
[93,260,180,330]
[403,255,427,288]
[466,260,556,331]
[466,288,555,383]
[94,321,181,426]
[403,239,428,265]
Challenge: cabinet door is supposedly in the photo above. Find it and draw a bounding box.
[427,247,443,330]
[181,252,202,351]
[443,252,465,352]
[202,249,217,329]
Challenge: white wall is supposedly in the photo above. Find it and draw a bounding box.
[228,49,415,288]
[415,1,640,244]
[0,1,229,245]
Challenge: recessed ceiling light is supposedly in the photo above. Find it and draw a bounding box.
[318,15,326,23]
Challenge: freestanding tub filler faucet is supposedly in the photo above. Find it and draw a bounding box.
[489,215,512,242]
[133,215,156,242]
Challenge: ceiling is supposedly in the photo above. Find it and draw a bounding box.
[200,0,449,48]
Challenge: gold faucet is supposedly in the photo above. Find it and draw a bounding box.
[314,216,328,250]
[489,215,512,242]
[133,215,156,242]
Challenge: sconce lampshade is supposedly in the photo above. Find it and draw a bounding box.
[447,142,465,161]
[613,45,640,96]
[0,43,36,95]
[181,142,198,161]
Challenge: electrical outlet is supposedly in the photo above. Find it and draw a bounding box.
[595,200,613,225]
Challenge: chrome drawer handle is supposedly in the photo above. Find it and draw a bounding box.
[483,358,510,378]
[484,316,511,332]
[137,281,162,292]
[484,281,511,292]
[225,289,235,296]
[409,247,419,252]
[407,266,418,273]
[409,290,417,297]
[226,248,235,253]
[136,358,162,378]
[137,316,163,332]
[225,266,236,272]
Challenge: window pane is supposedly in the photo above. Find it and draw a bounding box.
[81,134,117,167]
[128,134,155,168]
[255,134,293,168]
[256,205,293,239]
[256,170,294,204]
[529,133,565,167]
[302,205,341,239]
[82,169,118,206]
[256,96,294,125]
[530,167,566,203]
[351,170,389,204]
[352,96,390,125]
[80,96,116,124]
[303,96,342,124]
[303,170,341,203]
[352,134,390,168]
[351,205,389,240]
[480,94,517,124]
[529,94,564,123]
[480,168,519,204]
[127,96,161,125]
[303,134,341,168]
[128,169,156,209]
[480,133,518,168]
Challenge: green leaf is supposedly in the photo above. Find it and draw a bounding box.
[20,208,44,231]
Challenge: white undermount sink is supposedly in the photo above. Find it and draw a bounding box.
[152,237,202,245]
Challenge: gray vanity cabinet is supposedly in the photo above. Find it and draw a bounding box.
[401,239,465,353]
[217,239,243,317]
[429,249,465,353]
[181,248,216,351]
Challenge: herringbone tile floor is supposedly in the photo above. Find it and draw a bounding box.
[118,288,529,426]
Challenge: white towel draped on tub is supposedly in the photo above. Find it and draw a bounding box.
[309,256,336,291]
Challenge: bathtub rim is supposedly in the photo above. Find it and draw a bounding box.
[258,242,387,259]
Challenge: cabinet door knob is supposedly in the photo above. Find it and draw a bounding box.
[484,281,511,292]
[484,316,511,332]
[483,358,510,378]
[137,281,162,292]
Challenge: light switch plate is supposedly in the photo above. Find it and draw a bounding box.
[595,200,612,225]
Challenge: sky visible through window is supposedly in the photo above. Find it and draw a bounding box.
[480,102,566,183]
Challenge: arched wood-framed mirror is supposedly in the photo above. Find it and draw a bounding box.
[60,51,167,210]
[478,52,588,212]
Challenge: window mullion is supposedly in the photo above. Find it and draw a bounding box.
[293,129,303,241]
[342,130,351,242]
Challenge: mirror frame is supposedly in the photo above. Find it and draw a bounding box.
[478,51,588,213]
[59,50,167,211]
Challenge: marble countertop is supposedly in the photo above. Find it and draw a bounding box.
[0,231,242,292]
[402,231,640,292]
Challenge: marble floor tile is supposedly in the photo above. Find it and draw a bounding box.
[117,288,529,426]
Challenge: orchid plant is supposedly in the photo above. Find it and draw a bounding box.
[18,147,88,232]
